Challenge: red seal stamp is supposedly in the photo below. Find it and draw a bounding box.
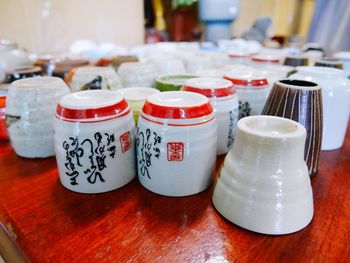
[120,131,131,153]
[167,142,184,161]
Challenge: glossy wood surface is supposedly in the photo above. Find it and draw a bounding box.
[0,124,349,263]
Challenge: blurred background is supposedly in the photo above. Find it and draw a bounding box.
[0,0,349,55]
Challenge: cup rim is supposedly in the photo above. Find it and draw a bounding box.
[182,77,235,98]
[11,76,64,88]
[251,54,281,63]
[238,115,306,140]
[276,79,320,90]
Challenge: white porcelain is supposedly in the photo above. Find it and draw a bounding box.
[6,77,70,157]
[251,54,282,67]
[212,115,314,235]
[182,77,238,155]
[118,62,158,88]
[224,70,269,119]
[289,66,350,150]
[148,57,186,75]
[334,52,350,78]
[302,51,323,66]
[54,90,135,193]
[137,91,217,197]
[70,66,123,91]
[195,68,225,78]
[118,87,160,122]
[184,55,213,73]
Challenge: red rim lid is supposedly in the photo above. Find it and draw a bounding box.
[142,91,213,119]
[252,55,280,63]
[181,78,235,98]
[224,72,268,87]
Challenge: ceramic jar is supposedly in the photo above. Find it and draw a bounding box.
[69,66,123,92]
[118,62,158,88]
[250,54,281,67]
[54,90,135,193]
[0,88,7,140]
[155,74,198,91]
[137,91,217,197]
[224,71,269,119]
[212,115,313,235]
[289,66,350,150]
[315,58,343,69]
[228,51,249,65]
[118,87,160,123]
[262,79,323,176]
[6,77,70,158]
[148,57,186,75]
[283,55,309,67]
[334,52,350,78]
[181,77,238,155]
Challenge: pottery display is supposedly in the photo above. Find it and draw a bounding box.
[69,66,123,91]
[118,62,158,88]
[224,70,269,119]
[4,66,43,83]
[181,77,238,154]
[54,90,135,193]
[262,79,323,176]
[315,58,343,69]
[118,87,160,123]
[334,52,350,78]
[212,115,313,235]
[155,74,198,91]
[137,91,217,197]
[289,66,350,150]
[6,77,70,158]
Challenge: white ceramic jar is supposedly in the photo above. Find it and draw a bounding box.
[212,115,314,235]
[182,77,238,155]
[137,91,217,197]
[224,70,269,119]
[70,66,123,92]
[118,87,160,123]
[289,66,350,150]
[6,77,70,157]
[117,62,158,88]
[250,54,282,67]
[334,52,350,79]
[54,90,135,193]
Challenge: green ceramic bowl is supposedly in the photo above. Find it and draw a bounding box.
[155,74,198,91]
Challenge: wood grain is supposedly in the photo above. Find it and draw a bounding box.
[0,123,349,263]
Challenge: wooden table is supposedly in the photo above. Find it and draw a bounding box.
[0,124,349,263]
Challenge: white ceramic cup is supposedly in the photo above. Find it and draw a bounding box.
[6,77,70,158]
[54,90,135,193]
[70,66,123,91]
[182,77,238,155]
[224,70,269,119]
[289,66,350,150]
[212,115,314,235]
[137,91,217,197]
[117,62,158,88]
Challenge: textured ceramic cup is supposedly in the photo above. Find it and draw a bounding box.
[289,66,350,150]
[54,90,135,193]
[137,91,217,197]
[262,79,323,176]
[181,77,238,155]
[6,77,70,157]
[212,115,313,235]
[315,58,343,69]
[69,66,123,91]
[0,88,7,140]
[118,62,158,87]
[118,87,160,123]
[224,70,269,119]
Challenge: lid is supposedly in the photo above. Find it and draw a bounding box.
[182,77,235,98]
[56,90,129,122]
[224,71,268,87]
[251,54,280,63]
[142,91,213,119]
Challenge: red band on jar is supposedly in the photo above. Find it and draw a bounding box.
[224,77,268,87]
[181,85,235,98]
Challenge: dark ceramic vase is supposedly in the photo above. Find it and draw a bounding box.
[262,79,323,177]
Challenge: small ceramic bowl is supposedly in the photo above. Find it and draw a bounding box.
[212,115,313,235]
[181,77,238,154]
[54,90,136,193]
[118,87,160,123]
[69,66,123,91]
[155,74,198,91]
[137,91,217,197]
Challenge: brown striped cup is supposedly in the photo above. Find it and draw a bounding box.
[262,79,323,176]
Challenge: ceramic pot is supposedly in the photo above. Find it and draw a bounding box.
[334,52,350,78]
[315,58,343,69]
[181,77,238,154]
[69,66,123,92]
[6,77,70,158]
[289,66,350,150]
[250,54,281,67]
[212,115,313,235]
[137,91,217,197]
[262,79,323,176]
[54,90,135,193]
[118,87,160,123]
[118,62,158,88]
[224,70,269,119]
[155,74,198,91]
[283,55,309,67]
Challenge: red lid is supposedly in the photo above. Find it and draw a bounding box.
[181,78,235,98]
[142,91,213,119]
